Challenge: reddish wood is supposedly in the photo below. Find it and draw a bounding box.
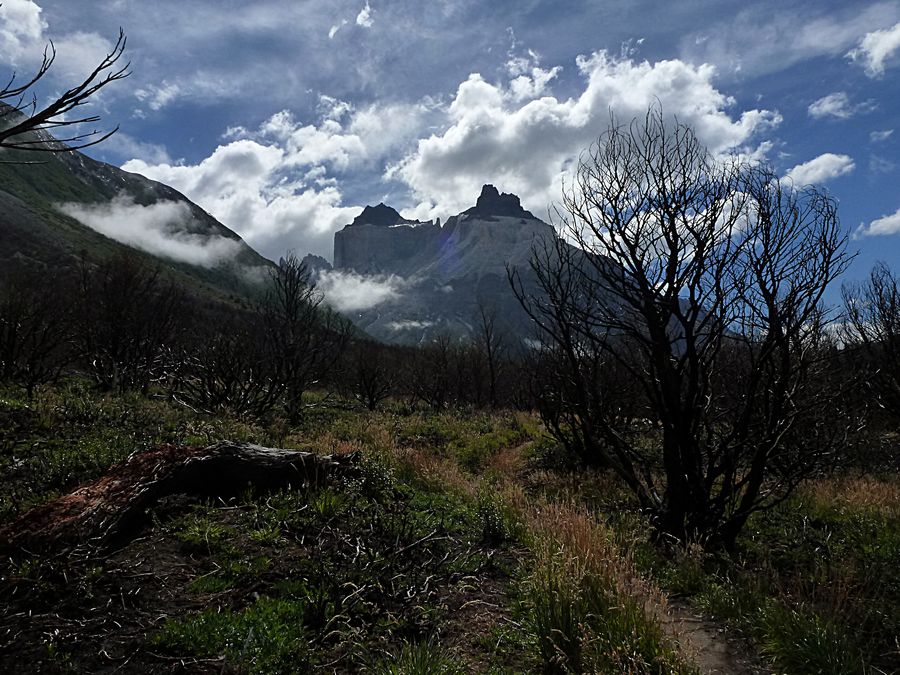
[1,442,356,551]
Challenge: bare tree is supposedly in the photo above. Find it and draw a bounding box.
[842,263,900,419]
[76,254,185,394]
[0,267,74,396]
[0,18,129,153]
[410,334,454,410]
[476,302,507,408]
[512,108,852,548]
[263,254,350,421]
[174,314,281,418]
[349,339,395,410]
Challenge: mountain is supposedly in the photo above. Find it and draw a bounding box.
[0,105,272,301]
[324,185,558,344]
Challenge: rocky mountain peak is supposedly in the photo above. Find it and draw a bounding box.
[350,203,406,227]
[463,184,535,220]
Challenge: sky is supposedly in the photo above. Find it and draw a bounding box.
[2,0,900,291]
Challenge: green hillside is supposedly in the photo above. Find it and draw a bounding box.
[0,140,273,303]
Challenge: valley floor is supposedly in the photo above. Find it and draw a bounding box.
[1,384,897,673]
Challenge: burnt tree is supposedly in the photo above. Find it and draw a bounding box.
[513,108,852,548]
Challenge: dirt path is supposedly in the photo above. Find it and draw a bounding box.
[664,599,764,674]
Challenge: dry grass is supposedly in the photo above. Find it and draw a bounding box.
[521,498,670,621]
[393,444,477,498]
[484,440,529,477]
[804,475,900,517]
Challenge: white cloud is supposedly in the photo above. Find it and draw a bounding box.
[509,65,562,102]
[391,51,780,221]
[855,206,900,238]
[58,195,243,267]
[121,99,439,261]
[871,129,894,142]
[315,270,406,312]
[356,2,373,28]
[807,92,874,120]
[123,138,361,261]
[328,19,347,39]
[870,155,896,173]
[0,1,113,87]
[785,153,855,186]
[102,132,172,165]
[387,319,434,331]
[0,0,46,64]
[848,21,900,77]
[503,48,561,102]
[50,30,117,82]
[681,4,900,78]
[135,81,182,112]
[121,51,784,263]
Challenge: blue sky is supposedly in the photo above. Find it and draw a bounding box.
[2,0,899,290]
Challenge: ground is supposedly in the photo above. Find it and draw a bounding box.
[1,385,897,673]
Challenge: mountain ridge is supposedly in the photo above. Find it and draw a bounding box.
[0,106,273,302]
[322,185,557,344]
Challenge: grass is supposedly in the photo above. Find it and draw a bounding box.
[143,446,527,670]
[368,640,465,674]
[155,596,312,674]
[518,500,694,674]
[609,480,900,674]
[0,380,266,520]
[7,379,898,673]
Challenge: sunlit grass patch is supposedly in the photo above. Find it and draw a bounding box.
[367,640,465,675]
[155,596,311,674]
[804,475,900,518]
[518,501,693,673]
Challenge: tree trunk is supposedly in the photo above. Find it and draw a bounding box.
[0,442,357,552]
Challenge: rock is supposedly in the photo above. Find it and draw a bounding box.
[328,185,557,344]
[300,253,333,277]
[349,203,407,227]
[462,184,536,220]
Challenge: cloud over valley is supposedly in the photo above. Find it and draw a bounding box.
[58,196,244,268]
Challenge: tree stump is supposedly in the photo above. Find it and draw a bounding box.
[0,442,357,551]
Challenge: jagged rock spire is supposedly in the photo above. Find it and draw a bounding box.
[463,184,535,219]
[350,203,405,227]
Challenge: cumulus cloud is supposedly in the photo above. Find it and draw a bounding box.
[122,51,782,263]
[807,92,874,119]
[315,270,407,312]
[356,2,373,28]
[871,129,894,142]
[123,139,360,261]
[848,21,900,77]
[122,99,437,260]
[785,153,855,186]
[0,0,114,86]
[855,206,900,238]
[58,195,243,267]
[503,48,562,102]
[391,51,780,221]
[0,0,46,63]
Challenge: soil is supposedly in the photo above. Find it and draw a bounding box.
[664,599,766,675]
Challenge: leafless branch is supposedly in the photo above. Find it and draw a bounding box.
[0,27,129,153]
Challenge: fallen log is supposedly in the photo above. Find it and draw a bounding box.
[0,442,357,551]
